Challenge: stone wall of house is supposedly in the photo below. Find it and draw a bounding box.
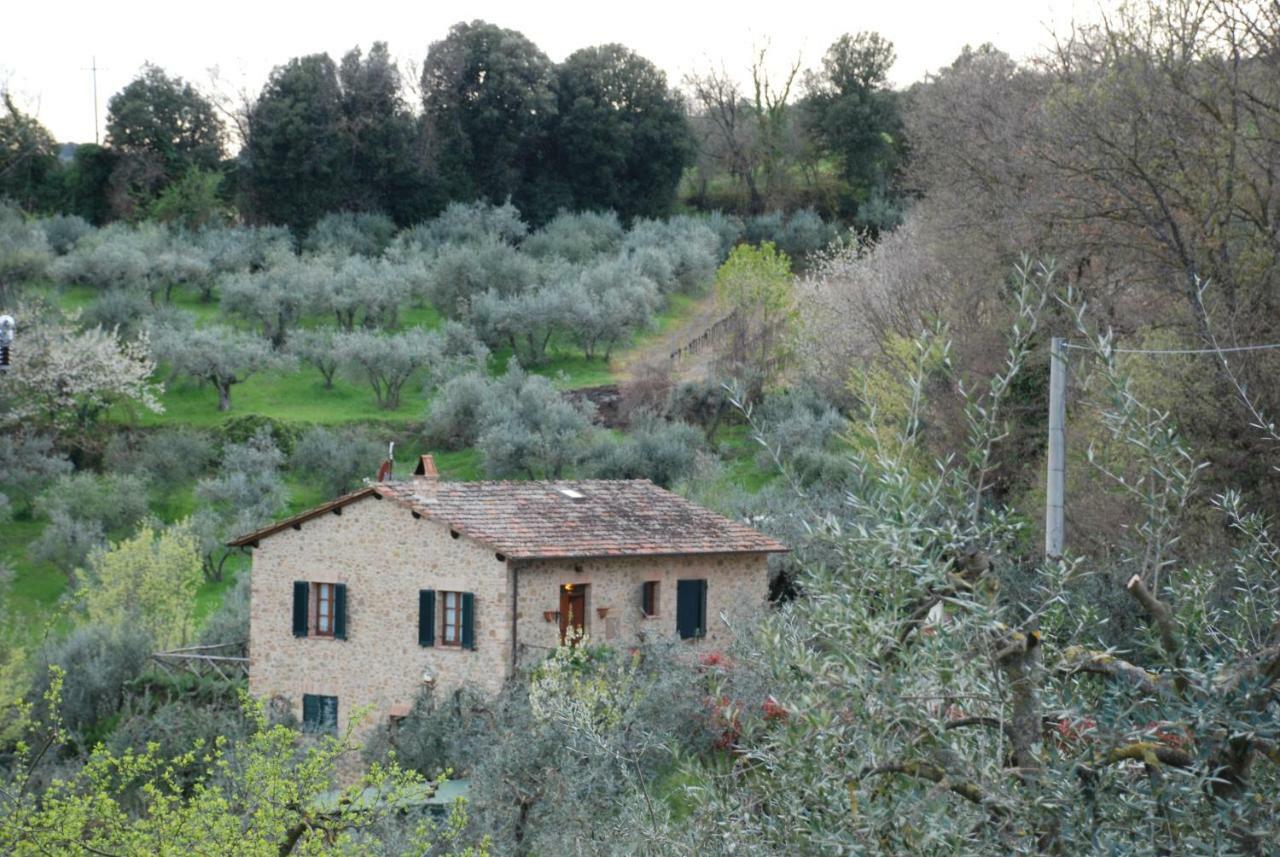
[248,494,513,742]
[511,553,770,662]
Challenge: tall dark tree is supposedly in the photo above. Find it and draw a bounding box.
[105,64,225,211]
[804,32,905,221]
[420,20,557,220]
[550,45,692,220]
[60,144,117,225]
[242,46,431,232]
[336,43,433,225]
[241,54,348,232]
[0,93,63,212]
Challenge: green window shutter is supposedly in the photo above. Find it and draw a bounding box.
[334,584,347,640]
[321,696,338,735]
[419,590,435,647]
[302,693,320,731]
[461,592,476,650]
[292,582,309,637]
[676,579,707,639]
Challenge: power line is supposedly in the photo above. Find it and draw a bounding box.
[1061,341,1280,356]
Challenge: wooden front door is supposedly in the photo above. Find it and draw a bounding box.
[559,584,587,644]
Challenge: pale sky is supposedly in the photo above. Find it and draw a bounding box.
[1,0,1110,145]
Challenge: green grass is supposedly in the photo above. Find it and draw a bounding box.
[133,369,427,429]
[713,424,777,494]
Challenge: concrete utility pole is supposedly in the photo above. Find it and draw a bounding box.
[83,57,106,144]
[1045,337,1067,558]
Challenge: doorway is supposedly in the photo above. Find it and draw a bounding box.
[559,583,587,644]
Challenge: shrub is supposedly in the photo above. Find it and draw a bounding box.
[194,427,287,580]
[468,284,573,365]
[291,425,384,497]
[31,472,150,575]
[427,237,539,317]
[561,258,659,360]
[338,326,484,410]
[216,414,301,457]
[287,328,340,388]
[30,622,153,744]
[475,361,596,479]
[0,201,52,300]
[77,522,203,649]
[218,255,326,347]
[39,214,92,255]
[423,372,490,450]
[198,570,249,646]
[623,216,720,292]
[304,211,397,257]
[749,386,847,482]
[397,199,528,250]
[83,289,152,337]
[667,378,735,439]
[580,417,704,487]
[105,427,215,493]
[197,224,293,281]
[317,254,410,331]
[0,431,72,514]
[523,209,624,263]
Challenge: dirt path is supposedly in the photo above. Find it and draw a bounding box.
[610,292,726,384]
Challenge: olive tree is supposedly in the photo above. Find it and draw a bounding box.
[475,361,595,479]
[153,323,277,411]
[192,427,287,581]
[339,325,485,411]
[218,256,326,347]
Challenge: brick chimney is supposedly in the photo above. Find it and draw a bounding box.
[411,454,439,496]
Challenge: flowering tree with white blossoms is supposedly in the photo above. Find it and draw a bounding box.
[0,306,162,442]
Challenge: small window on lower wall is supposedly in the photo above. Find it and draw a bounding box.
[302,694,338,735]
[641,581,659,617]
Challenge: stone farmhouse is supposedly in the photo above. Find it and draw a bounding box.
[229,455,786,739]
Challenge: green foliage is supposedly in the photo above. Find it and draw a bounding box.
[713,241,798,397]
[0,201,52,301]
[550,44,692,219]
[241,47,426,232]
[803,32,905,227]
[473,360,595,479]
[29,625,152,745]
[105,64,225,183]
[420,20,557,222]
[31,472,150,576]
[77,522,203,649]
[522,209,623,263]
[146,166,227,229]
[305,210,397,257]
[0,94,63,213]
[291,425,383,497]
[580,416,705,487]
[1,683,487,856]
[154,322,279,411]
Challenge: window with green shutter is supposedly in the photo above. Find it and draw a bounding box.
[333,584,347,640]
[676,579,707,640]
[292,582,309,637]
[302,694,338,735]
[419,590,435,646]
[461,592,475,650]
[294,582,347,640]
